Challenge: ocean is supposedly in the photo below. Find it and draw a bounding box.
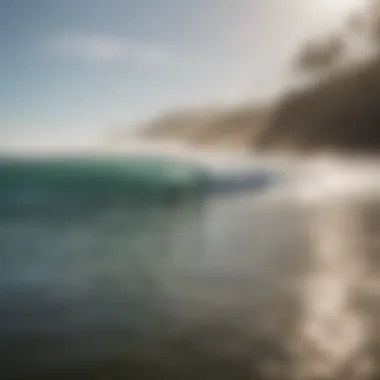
[0,153,379,380]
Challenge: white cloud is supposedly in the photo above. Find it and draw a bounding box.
[49,31,181,67]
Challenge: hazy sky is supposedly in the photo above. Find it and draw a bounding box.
[0,0,365,146]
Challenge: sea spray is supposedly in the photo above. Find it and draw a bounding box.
[296,198,370,379]
[287,161,380,380]
[257,157,380,380]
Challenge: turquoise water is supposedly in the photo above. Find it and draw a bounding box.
[5,156,378,380]
[0,156,208,212]
[0,156,305,379]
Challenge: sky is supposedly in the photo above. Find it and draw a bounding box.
[0,0,366,147]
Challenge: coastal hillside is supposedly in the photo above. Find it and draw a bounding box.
[139,56,380,154]
[139,108,222,141]
[138,0,380,154]
[258,57,380,153]
[139,103,272,151]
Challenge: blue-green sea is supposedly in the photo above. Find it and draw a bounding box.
[1,155,379,380]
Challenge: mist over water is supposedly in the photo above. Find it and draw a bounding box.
[268,157,380,380]
[0,153,380,379]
